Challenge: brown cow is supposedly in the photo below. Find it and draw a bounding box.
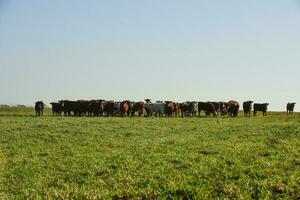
[165,101,176,117]
[120,100,131,117]
[174,102,181,117]
[227,100,240,117]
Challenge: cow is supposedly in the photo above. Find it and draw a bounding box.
[88,100,105,117]
[253,103,269,116]
[220,102,229,116]
[179,101,198,117]
[75,100,91,116]
[120,100,133,117]
[210,101,227,116]
[227,100,240,117]
[243,101,254,117]
[131,101,145,117]
[174,102,181,117]
[113,102,122,116]
[103,101,115,117]
[50,102,62,116]
[165,101,176,117]
[59,100,76,116]
[144,99,166,117]
[35,101,44,116]
[198,102,216,117]
[287,103,296,115]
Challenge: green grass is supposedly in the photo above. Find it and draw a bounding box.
[0,108,299,199]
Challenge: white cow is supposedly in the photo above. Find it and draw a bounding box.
[144,100,166,117]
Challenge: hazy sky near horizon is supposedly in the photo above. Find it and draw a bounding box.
[0,1,300,111]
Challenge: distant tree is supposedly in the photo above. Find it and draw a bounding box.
[0,104,10,108]
[16,104,27,108]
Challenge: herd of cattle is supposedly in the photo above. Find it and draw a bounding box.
[34,100,297,117]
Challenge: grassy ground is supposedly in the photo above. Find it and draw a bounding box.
[0,108,299,199]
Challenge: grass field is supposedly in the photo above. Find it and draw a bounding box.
[0,108,299,199]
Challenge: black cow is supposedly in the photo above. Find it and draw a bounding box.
[59,100,76,116]
[220,102,229,116]
[243,101,254,117]
[35,101,44,116]
[179,101,197,117]
[88,100,105,117]
[131,102,145,117]
[103,101,115,116]
[198,102,216,117]
[50,102,62,116]
[254,103,269,116]
[74,100,90,116]
[210,101,227,116]
[287,103,296,115]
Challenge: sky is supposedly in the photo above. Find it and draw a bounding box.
[0,1,300,111]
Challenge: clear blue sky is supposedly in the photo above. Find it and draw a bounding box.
[1,1,300,111]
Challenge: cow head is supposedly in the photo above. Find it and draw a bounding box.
[125,101,133,109]
[36,101,44,106]
[58,100,64,107]
[145,99,151,103]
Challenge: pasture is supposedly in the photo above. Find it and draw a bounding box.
[0,108,299,199]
